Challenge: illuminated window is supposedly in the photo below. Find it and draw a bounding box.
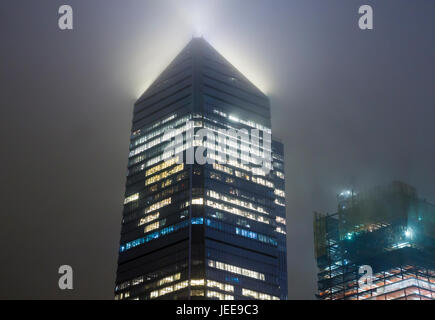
[206,290,234,300]
[157,273,181,286]
[145,164,184,186]
[235,227,277,246]
[252,176,274,188]
[124,193,139,205]
[191,289,204,296]
[208,260,265,281]
[144,197,171,214]
[207,190,269,215]
[150,280,189,299]
[275,171,284,179]
[274,198,285,207]
[276,226,286,235]
[192,198,204,205]
[145,158,179,177]
[120,219,189,252]
[242,288,279,300]
[206,280,234,292]
[205,199,270,225]
[138,212,160,226]
[276,216,286,225]
[274,189,285,198]
[191,279,205,286]
[144,221,160,233]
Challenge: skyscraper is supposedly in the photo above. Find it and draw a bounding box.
[314,181,435,300]
[114,38,287,300]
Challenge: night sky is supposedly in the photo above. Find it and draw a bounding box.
[1,0,435,299]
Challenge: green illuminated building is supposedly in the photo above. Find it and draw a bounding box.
[314,181,435,300]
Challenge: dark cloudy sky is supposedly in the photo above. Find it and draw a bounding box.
[1,0,434,299]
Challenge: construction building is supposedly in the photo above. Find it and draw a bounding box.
[314,181,435,300]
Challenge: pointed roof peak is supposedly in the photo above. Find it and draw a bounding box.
[136,38,267,104]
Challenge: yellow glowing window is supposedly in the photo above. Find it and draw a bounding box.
[192,198,204,205]
[145,157,179,177]
[138,212,159,226]
[208,259,265,281]
[190,279,205,286]
[144,221,159,233]
[145,164,184,186]
[157,273,181,286]
[124,193,139,204]
[144,197,171,214]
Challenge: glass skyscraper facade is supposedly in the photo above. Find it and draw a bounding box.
[314,181,435,300]
[115,38,287,300]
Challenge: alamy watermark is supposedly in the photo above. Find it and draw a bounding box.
[359,5,374,30]
[58,5,73,30]
[58,265,73,290]
[358,265,373,290]
[161,121,272,175]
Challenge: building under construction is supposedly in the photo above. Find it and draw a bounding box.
[314,181,435,300]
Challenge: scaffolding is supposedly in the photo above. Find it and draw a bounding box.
[314,181,435,300]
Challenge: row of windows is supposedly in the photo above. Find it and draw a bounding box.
[145,164,184,186]
[148,279,238,300]
[207,190,270,216]
[204,109,270,149]
[207,279,234,293]
[212,163,274,188]
[128,139,180,168]
[275,171,284,179]
[146,157,180,177]
[202,122,271,159]
[150,280,189,299]
[129,149,183,176]
[122,193,189,224]
[129,121,194,158]
[276,216,286,225]
[206,210,251,229]
[206,199,271,225]
[274,189,285,198]
[206,180,273,208]
[206,290,234,300]
[144,170,188,196]
[208,260,265,281]
[124,193,139,205]
[144,219,166,234]
[205,146,272,175]
[157,272,181,286]
[211,107,271,134]
[274,198,285,207]
[138,212,160,227]
[124,175,189,216]
[119,218,190,252]
[129,119,207,167]
[190,216,277,246]
[117,273,236,299]
[242,288,279,300]
[123,181,184,214]
[131,114,190,148]
[235,227,277,246]
[208,170,235,185]
[144,197,172,214]
[275,226,286,235]
[204,112,271,147]
[131,113,179,140]
[115,269,183,293]
[117,273,279,300]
